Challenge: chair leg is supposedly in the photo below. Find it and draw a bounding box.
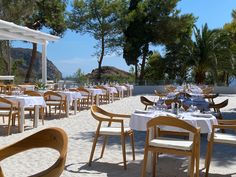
[7,115,11,135]
[205,141,213,177]
[141,147,149,177]
[88,133,99,166]
[121,134,127,170]
[49,106,51,115]
[100,136,108,158]
[17,113,20,133]
[130,133,135,160]
[40,108,44,125]
[195,144,200,177]
[190,154,195,177]
[156,153,159,175]
[152,152,157,177]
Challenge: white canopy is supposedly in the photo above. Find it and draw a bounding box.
[0,19,60,83]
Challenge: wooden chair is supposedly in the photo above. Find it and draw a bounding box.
[209,99,228,120]
[88,105,135,170]
[202,87,214,94]
[0,97,20,135]
[44,91,67,118]
[24,90,45,126]
[95,85,109,104]
[141,116,200,177]
[140,96,154,110]
[204,93,219,105]
[164,98,181,109]
[154,90,167,100]
[0,84,6,94]
[76,87,91,109]
[205,120,236,177]
[0,127,68,177]
[164,85,176,93]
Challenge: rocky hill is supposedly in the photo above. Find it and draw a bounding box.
[11,48,62,81]
[86,66,134,83]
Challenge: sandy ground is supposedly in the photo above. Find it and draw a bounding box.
[0,94,236,177]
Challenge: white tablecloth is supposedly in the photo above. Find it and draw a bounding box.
[86,88,103,96]
[115,85,127,92]
[4,95,46,108]
[103,85,118,93]
[130,110,217,134]
[18,85,35,91]
[3,95,46,132]
[58,91,82,102]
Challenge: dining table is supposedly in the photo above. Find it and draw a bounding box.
[130,108,218,173]
[114,85,127,98]
[102,85,118,102]
[1,94,46,132]
[57,91,82,116]
[85,88,103,106]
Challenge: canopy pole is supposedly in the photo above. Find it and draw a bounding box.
[42,40,48,84]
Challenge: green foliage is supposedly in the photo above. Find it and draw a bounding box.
[68,0,126,79]
[98,73,135,84]
[35,82,46,90]
[191,24,234,84]
[23,0,67,34]
[73,68,87,84]
[0,0,35,22]
[123,0,195,84]
[144,51,165,83]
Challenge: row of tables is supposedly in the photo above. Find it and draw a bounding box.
[0,84,134,133]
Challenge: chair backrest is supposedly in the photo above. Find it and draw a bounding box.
[0,127,68,177]
[24,90,42,96]
[209,99,228,110]
[140,96,154,107]
[147,116,200,141]
[164,98,181,107]
[154,90,167,98]
[91,105,112,122]
[76,88,90,96]
[148,116,198,133]
[204,93,219,99]
[202,87,213,94]
[0,97,18,110]
[44,91,64,101]
[165,85,176,92]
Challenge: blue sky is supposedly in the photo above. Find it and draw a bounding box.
[12,0,236,77]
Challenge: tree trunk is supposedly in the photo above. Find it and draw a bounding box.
[0,41,11,75]
[25,43,37,83]
[195,69,205,84]
[226,72,229,86]
[139,43,149,85]
[135,62,138,84]
[97,35,105,81]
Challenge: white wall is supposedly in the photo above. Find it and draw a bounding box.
[133,85,236,95]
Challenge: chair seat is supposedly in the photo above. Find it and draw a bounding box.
[0,110,10,115]
[149,137,193,151]
[99,127,132,135]
[0,110,18,115]
[46,101,62,105]
[214,132,236,144]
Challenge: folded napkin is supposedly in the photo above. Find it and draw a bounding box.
[191,113,212,118]
[158,112,177,118]
[134,109,153,114]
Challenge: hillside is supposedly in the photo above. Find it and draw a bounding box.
[11,48,62,81]
[86,66,133,82]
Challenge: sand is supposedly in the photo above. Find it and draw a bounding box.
[0,94,236,177]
